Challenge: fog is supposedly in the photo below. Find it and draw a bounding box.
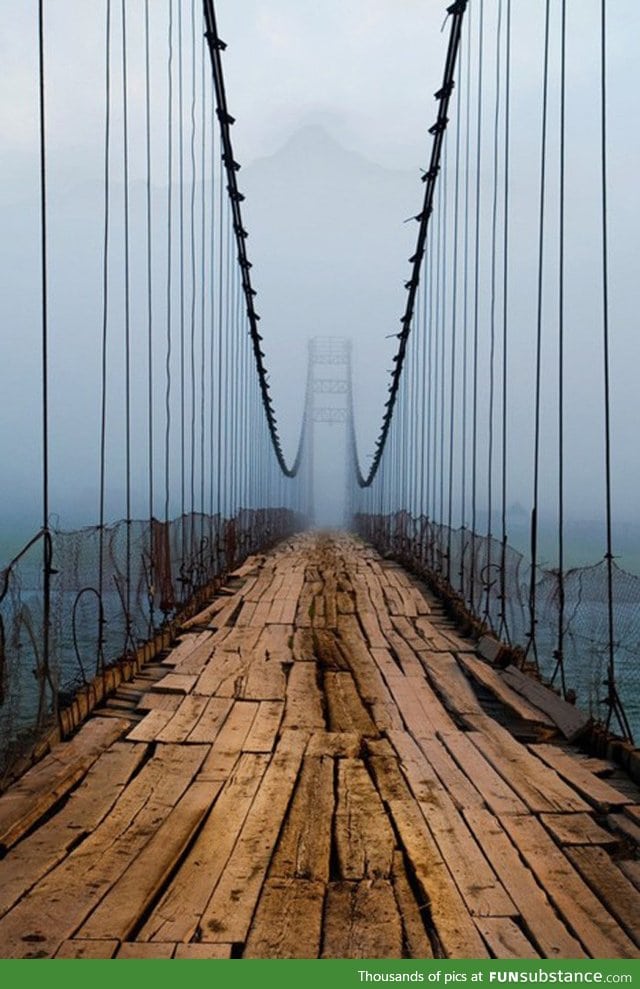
[1,1,639,570]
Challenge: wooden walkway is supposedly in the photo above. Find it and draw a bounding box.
[0,533,639,959]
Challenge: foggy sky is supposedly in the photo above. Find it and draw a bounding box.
[1,1,640,565]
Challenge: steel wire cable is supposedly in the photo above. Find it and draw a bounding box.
[527,0,552,666]
[202,0,306,479]
[98,0,112,667]
[38,0,53,702]
[336,1,468,489]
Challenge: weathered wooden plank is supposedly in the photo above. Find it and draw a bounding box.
[531,744,631,812]
[198,701,259,779]
[198,729,309,943]
[174,943,233,959]
[156,694,209,743]
[418,650,484,717]
[389,731,516,918]
[607,813,640,846]
[270,756,334,882]
[126,708,173,742]
[153,673,198,695]
[0,744,209,958]
[306,731,360,758]
[383,629,424,677]
[193,649,245,698]
[369,646,404,682]
[463,807,585,959]
[385,799,488,958]
[244,879,325,958]
[188,696,233,744]
[117,942,176,959]
[475,919,540,959]
[413,735,485,811]
[501,814,636,957]
[619,859,640,892]
[283,662,325,730]
[624,804,640,827]
[465,717,590,814]
[0,742,147,919]
[78,779,218,940]
[140,753,269,942]
[0,717,129,852]
[352,581,389,649]
[413,616,460,652]
[337,619,404,729]
[439,731,528,817]
[137,691,182,712]
[55,939,118,959]
[565,845,640,947]
[359,570,394,630]
[335,759,395,880]
[164,630,216,667]
[387,675,458,735]
[242,656,287,701]
[457,652,554,726]
[242,700,283,753]
[207,593,243,630]
[391,851,434,958]
[501,666,590,741]
[324,671,377,736]
[541,812,619,847]
[321,880,403,959]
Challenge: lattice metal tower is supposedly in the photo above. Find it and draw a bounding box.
[307,338,351,527]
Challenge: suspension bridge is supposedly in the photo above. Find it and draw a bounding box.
[0,0,639,960]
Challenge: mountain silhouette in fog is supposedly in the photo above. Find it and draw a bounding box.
[241,123,420,467]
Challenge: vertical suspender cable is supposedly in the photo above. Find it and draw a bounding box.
[120,0,133,650]
[178,0,186,567]
[460,8,471,596]
[528,0,551,666]
[200,29,207,554]
[485,0,503,627]
[189,0,198,568]
[98,0,112,668]
[144,0,155,633]
[499,0,512,642]
[37,0,53,715]
[555,0,567,692]
[599,3,632,740]
[164,0,174,534]
[446,53,462,583]
[470,0,484,613]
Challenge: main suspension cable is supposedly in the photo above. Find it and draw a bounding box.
[202,0,305,478]
[351,1,468,488]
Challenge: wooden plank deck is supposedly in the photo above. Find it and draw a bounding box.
[0,533,638,959]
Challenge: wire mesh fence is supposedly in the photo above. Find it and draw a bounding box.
[355,510,640,742]
[0,507,299,780]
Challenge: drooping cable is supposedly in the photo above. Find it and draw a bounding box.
[318,2,468,488]
[202,0,306,478]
